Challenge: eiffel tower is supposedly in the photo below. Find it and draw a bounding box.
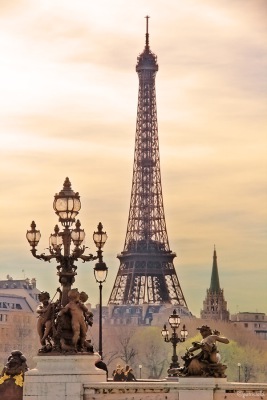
[108,18,190,323]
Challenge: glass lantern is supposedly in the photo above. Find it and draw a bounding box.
[50,225,63,250]
[93,222,107,249]
[53,177,81,227]
[168,309,181,329]
[94,262,108,283]
[71,220,85,247]
[180,324,188,341]
[26,221,41,247]
[161,324,169,340]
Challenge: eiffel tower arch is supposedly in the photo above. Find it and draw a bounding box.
[108,18,191,324]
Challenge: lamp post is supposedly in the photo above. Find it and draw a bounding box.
[139,364,142,379]
[237,363,241,382]
[26,177,107,309]
[161,309,188,376]
[93,223,108,359]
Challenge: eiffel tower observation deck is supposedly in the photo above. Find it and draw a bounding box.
[108,18,190,323]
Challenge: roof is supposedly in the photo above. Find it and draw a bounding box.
[0,278,41,312]
[0,293,35,313]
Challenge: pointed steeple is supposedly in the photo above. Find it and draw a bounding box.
[209,245,221,293]
[201,246,229,321]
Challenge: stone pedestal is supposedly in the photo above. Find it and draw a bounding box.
[178,377,227,400]
[23,353,106,400]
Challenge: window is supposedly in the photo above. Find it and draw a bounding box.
[244,323,248,328]
[0,314,7,322]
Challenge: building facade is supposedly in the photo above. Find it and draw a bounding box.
[0,277,40,366]
[231,311,267,339]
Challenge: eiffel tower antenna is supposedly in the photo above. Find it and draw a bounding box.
[145,15,150,48]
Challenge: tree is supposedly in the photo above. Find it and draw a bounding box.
[114,326,138,365]
[134,327,168,379]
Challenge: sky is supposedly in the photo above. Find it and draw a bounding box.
[0,0,266,317]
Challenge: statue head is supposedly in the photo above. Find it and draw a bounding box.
[79,291,88,303]
[197,325,212,337]
[67,288,80,301]
[38,291,50,303]
[2,350,28,376]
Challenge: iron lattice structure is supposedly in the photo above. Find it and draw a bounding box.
[108,19,188,308]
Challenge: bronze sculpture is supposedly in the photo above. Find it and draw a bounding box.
[36,288,94,354]
[178,325,229,378]
[0,351,28,400]
[36,291,54,347]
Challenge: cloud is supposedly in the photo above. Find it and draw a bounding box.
[0,0,266,316]
[0,0,27,16]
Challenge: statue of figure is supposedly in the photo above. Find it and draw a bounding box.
[0,350,28,400]
[1,350,28,378]
[58,289,89,351]
[79,291,93,327]
[36,292,53,347]
[179,325,229,377]
[35,287,94,354]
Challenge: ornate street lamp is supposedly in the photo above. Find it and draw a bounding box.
[161,309,188,376]
[26,177,107,308]
[93,223,108,359]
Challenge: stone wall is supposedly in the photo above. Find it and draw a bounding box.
[84,379,267,400]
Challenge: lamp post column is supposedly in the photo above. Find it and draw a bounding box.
[99,281,103,359]
[60,227,74,306]
[93,223,108,361]
[170,331,179,369]
[237,363,241,382]
[139,364,142,379]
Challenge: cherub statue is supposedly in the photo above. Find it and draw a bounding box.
[179,325,229,377]
[58,289,89,350]
[79,291,93,327]
[36,292,53,347]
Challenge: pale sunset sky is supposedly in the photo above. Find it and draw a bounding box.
[0,0,266,317]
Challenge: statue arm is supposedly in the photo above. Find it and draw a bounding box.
[36,306,43,314]
[188,342,202,353]
[212,334,229,344]
[58,304,69,316]
[79,302,88,313]
[37,304,51,315]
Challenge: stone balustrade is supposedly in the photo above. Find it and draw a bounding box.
[84,379,267,400]
[23,354,267,400]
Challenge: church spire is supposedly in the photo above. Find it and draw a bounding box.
[209,245,221,293]
[201,246,229,321]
